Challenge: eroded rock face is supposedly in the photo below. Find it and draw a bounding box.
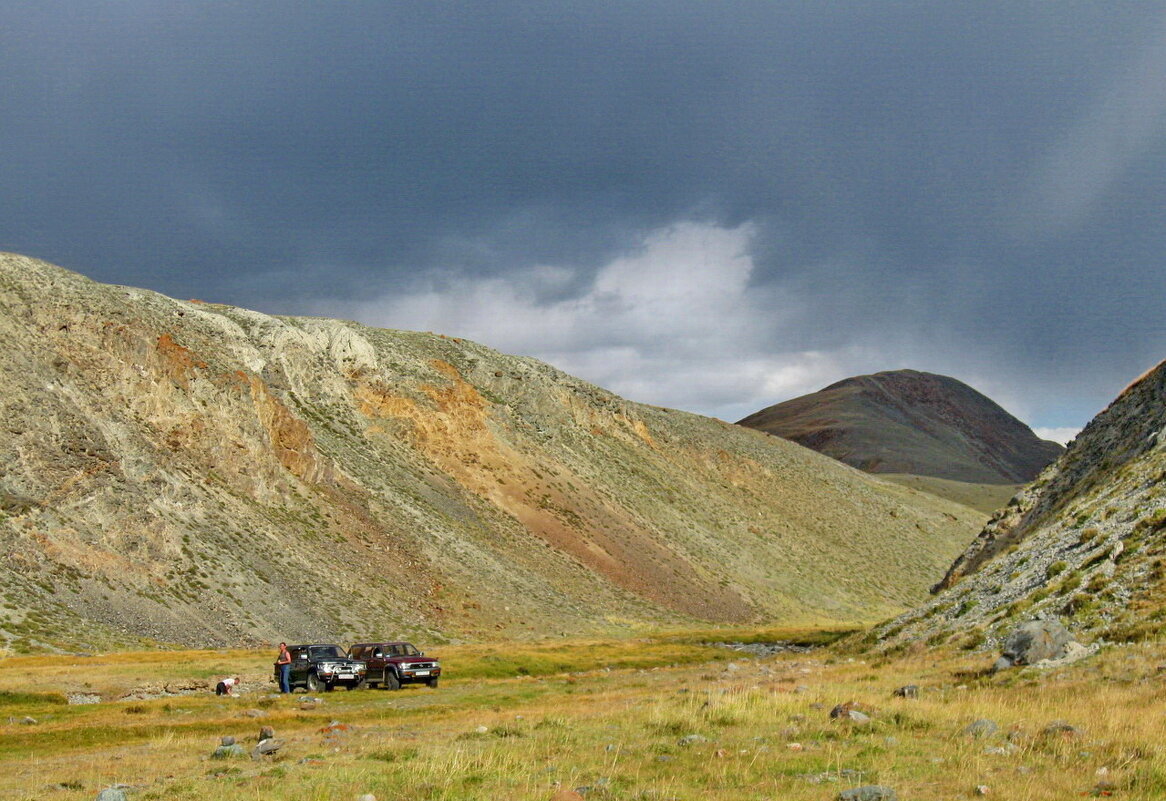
[0,254,982,648]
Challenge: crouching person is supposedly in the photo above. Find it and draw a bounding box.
[215,676,240,696]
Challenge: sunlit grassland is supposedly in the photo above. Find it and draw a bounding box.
[2,631,1165,800]
[0,648,274,697]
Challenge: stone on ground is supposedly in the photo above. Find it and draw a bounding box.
[838,786,898,801]
[996,619,1076,669]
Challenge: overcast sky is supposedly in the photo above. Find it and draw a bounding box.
[4,2,1165,440]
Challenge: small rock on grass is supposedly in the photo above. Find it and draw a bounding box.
[678,734,708,746]
[95,790,128,801]
[253,738,284,758]
[1092,780,1117,796]
[963,719,999,738]
[983,744,1017,756]
[1041,720,1081,739]
[830,702,875,722]
[211,743,246,759]
[837,786,897,801]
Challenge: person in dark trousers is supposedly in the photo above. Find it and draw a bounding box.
[275,642,292,693]
[215,676,240,696]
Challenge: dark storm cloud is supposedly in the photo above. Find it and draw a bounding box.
[2,2,1163,431]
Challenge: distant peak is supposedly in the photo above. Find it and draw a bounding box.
[738,369,1063,485]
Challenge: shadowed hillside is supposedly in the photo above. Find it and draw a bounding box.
[0,254,981,650]
[737,370,1063,485]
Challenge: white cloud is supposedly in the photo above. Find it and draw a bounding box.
[1033,427,1081,446]
[317,220,1095,430]
[338,221,862,421]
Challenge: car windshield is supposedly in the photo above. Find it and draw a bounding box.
[309,645,345,659]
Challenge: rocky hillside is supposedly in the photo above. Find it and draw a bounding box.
[0,254,982,651]
[869,360,1166,653]
[737,370,1063,485]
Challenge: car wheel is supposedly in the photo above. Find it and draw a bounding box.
[426,677,440,688]
[354,677,368,690]
[384,672,400,690]
[306,672,323,693]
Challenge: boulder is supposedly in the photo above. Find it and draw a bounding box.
[996,619,1076,669]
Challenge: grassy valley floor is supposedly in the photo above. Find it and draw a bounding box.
[879,475,1022,516]
[1,629,1164,800]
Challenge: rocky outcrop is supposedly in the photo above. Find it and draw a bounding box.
[738,370,1063,485]
[0,254,982,649]
[871,360,1166,653]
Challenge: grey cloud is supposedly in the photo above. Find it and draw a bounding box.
[1,1,1163,430]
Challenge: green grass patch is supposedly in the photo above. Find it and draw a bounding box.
[0,690,67,707]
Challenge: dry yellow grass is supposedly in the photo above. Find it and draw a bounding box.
[1,633,1164,800]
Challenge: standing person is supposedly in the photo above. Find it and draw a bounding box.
[275,642,292,693]
[215,676,240,696]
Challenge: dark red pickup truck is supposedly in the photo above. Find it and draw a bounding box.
[349,641,441,689]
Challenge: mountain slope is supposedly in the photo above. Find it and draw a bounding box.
[737,370,1064,485]
[0,254,981,650]
[870,360,1166,652]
